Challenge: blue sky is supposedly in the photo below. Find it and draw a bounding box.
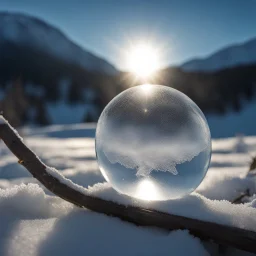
[1,0,256,70]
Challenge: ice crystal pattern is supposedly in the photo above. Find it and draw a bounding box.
[96,84,211,200]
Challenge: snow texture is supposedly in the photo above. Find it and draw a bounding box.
[0,124,256,255]
[0,184,208,256]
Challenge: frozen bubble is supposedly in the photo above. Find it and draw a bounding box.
[96,84,211,200]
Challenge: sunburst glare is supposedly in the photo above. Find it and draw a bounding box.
[126,43,161,79]
[140,83,153,94]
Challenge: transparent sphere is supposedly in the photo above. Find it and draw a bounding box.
[95,84,211,201]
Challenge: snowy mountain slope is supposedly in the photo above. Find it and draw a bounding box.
[181,37,256,72]
[0,12,117,75]
[0,124,256,255]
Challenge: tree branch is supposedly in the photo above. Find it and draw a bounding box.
[0,119,256,253]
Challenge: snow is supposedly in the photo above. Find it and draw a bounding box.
[46,102,89,124]
[181,37,256,72]
[87,182,256,231]
[0,123,256,255]
[46,79,97,124]
[0,185,208,256]
[207,99,256,138]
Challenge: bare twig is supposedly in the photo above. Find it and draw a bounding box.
[248,156,256,173]
[0,120,256,253]
[232,189,250,204]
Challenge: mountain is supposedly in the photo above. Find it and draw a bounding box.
[0,12,117,75]
[1,11,256,131]
[181,37,256,72]
[0,12,121,126]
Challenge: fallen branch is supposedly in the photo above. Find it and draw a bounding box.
[248,155,256,173]
[232,189,251,204]
[0,119,256,253]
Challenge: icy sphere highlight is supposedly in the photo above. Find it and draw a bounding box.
[96,84,211,201]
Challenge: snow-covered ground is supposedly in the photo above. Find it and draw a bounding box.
[207,99,256,138]
[0,124,256,256]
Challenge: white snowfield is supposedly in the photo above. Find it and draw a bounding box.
[0,124,256,256]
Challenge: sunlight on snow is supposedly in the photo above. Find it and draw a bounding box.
[136,179,160,201]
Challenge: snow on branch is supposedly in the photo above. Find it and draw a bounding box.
[0,116,256,253]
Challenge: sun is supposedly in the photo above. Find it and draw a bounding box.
[126,43,161,79]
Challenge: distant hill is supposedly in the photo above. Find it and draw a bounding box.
[0,12,120,126]
[0,12,117,75]
[1,11,256,134]
[181,37,256,72]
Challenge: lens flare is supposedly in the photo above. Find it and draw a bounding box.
[126,43,160,79]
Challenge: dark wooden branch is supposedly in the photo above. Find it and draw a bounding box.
[248,156,256,173]
[232,189,250,204]
[0,120,256,253]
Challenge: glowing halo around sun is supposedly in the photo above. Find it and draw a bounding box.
[125,42,161,79]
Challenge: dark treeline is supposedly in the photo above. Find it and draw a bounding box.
[0,40,256,126]
[157,64,256,115]
[120,64,256,116]
[0,41,120,126]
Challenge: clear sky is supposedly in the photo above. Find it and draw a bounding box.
[1,0,256,70]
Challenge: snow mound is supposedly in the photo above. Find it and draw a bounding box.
[0,183,208,256]
[0,124,256,255]
[0,183,73,218]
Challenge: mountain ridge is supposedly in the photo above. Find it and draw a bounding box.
[0,11,118,75]
[0,11,121,126]
[181,37,256,72]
